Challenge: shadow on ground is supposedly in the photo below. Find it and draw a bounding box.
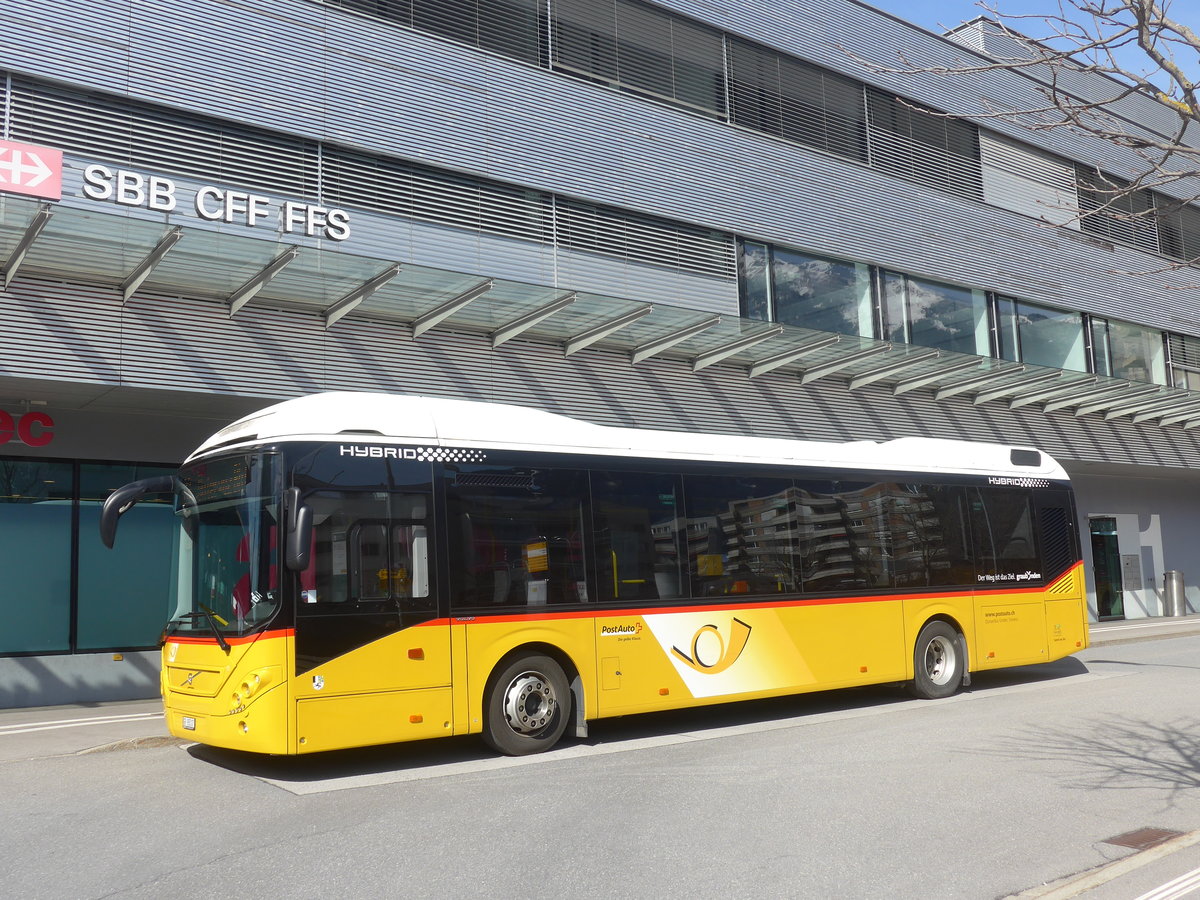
[187,655,1092,784]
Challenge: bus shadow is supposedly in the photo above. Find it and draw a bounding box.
[188,655,1092,783]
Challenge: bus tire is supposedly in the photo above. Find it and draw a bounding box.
[909,621,964,700]
[484,654,570,756]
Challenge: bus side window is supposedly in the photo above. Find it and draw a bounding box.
[445,466,590,610]
[970,488,1041,581]
[682,474,798,598]
[300,492,431,609]
[891,484,973,588]
[591,471,684,603]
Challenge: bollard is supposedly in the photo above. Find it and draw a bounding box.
[1163,570,1187,617]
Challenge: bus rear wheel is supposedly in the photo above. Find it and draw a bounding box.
[484,654,570,756]
[910,621,964,700]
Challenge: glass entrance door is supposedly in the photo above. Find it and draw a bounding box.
[1090,516,1124,620]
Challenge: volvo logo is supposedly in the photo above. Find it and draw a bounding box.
[182,671,200,687]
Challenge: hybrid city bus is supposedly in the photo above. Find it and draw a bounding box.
[101,392,1088,756]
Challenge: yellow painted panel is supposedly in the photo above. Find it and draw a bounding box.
[451,622,470,735]
[975,598,1047,668]
[293,623,452,700]
[296,687,453,753]
[166,681,291,755]
[601,657,621,690]
[592,600,908,716]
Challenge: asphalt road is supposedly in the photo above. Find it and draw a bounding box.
[5,631,1200,899]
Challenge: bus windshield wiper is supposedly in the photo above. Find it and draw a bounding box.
[172,606,231,652]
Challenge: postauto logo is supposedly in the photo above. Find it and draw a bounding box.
[671,618,752,675]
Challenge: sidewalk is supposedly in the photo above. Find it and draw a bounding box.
[1088,612,1200,647]
[3,615,1200,762]
[0,697,172,763]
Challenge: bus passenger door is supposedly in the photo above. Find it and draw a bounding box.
[292,489,453,751]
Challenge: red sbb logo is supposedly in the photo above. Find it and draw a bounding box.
[0,411,54,447]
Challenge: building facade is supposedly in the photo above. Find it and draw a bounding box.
[3,0,1200,706]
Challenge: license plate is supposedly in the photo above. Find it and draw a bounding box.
[182,716,196,731]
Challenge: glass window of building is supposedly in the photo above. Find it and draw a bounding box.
[883,272,989,357]
[1155,195,1200,262]
[77,463,177,650]
[772,247,874,337]
[0,459,74,654]
[738,241,873,338]
[995,296,1087,372]
[1167,333,1200,390]
[551,0,726,115]
[865,90,983,200]
[1091,317,1167,384]
[728,37,868,162]
[327,0,545,66]
[738,241,773,322]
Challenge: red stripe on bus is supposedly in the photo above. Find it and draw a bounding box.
[164,628,294,646]
[454,562,1083,624]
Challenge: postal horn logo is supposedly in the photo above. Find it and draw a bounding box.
[671,618,752,674]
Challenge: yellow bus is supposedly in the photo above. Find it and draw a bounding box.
[101,392,1088,756]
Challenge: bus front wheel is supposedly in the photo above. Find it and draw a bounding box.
[910,621,964,700]
[484,654,570,756]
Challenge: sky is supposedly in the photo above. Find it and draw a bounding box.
[866,0,1200,81]
[868,0,1063,34]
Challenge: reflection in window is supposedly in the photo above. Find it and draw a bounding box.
[970,489,1040,581]
[592,471,684,603]
[0,460,73,653]
[995,297,1087,372]
[683,475,797,597]
[772,247,873,337]
[447,467,588,608]
[1091,317,1166,384]
[889,484,972,587]
[738,241,772,322]
[884,272,988,357]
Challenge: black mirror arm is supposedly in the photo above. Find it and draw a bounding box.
[99,475,176,548]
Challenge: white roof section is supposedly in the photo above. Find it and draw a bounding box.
[191,391,1069,480]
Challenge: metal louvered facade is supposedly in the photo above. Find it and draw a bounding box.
[3,0,1200,705]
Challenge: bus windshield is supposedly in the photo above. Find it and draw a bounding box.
[167,453,281,639]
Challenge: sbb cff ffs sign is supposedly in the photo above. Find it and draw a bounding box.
[0,411,54,447]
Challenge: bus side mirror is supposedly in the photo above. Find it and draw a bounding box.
[100,475,176,548]
[285,486,312,571]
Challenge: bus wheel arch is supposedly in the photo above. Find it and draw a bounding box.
[909,617,969,699]
[482,644,581,756]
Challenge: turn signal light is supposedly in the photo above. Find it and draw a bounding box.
[408,648,424,660]
[659,688,669,696]
[410,715,423,724]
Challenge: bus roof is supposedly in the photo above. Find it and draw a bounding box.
[191,391,1068,481]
